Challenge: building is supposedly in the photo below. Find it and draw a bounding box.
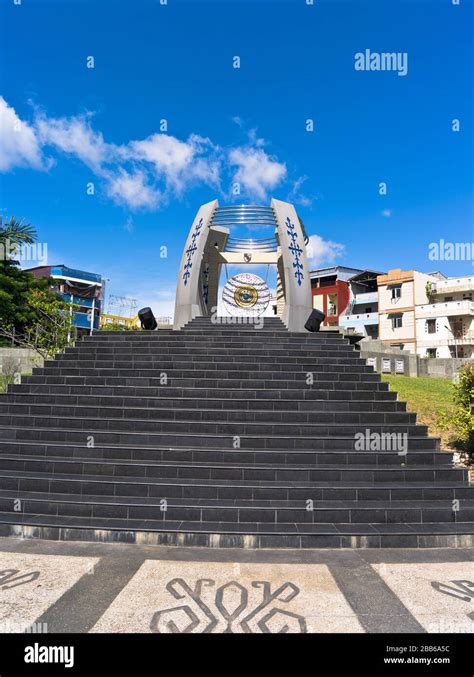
[338,269,385,338]
[25,264,103,335]
[377,268,444,354]
[377,268,439,353]
[100,313,139,329]
[309,266,363,327]
[416,274,474,358]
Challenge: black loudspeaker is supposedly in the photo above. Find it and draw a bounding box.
[304,309,326,332]
[138,307,158,331]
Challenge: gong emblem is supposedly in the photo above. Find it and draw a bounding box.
[222,273,270,317]
[234,284,258,309]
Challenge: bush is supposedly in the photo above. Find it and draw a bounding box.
[439,363,474,460]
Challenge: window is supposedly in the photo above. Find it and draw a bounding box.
[391,314,403,329]
[427,348,437,358]
[328,293,338,316]
[426,319,436,334]
[391,285,402,300]
[444,296,453,302]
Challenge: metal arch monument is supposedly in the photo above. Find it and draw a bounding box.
[173,199,313,331]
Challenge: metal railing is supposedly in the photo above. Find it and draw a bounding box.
[210,204,309,252]
[211,205,279,253]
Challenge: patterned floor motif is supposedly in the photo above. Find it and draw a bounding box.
[373,562,474,634]
[0,540,472,634]
[92,561,363,633]
[0,552,98,633]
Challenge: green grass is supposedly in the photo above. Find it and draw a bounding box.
[382,375,455,448]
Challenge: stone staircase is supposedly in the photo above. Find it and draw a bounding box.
[0,316,472,548]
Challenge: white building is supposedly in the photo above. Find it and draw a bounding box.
[377,269,440,354]
[339,269,385,338]
[377,269,473,358]
[416,275,474,358]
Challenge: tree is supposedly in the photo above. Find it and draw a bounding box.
[0,286,77,359]
[0,260,52,339]
[0,215,44,340]
[0,215,37,249]
[439,364,474,461]
[0,214,76,357]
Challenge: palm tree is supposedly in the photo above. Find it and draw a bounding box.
[0,215,37,246]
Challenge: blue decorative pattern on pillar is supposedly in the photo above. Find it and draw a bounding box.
[182,218,203,286]
[202,263,209,308]
[286,217,304,287]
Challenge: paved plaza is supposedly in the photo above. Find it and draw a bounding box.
[0,537,472,634]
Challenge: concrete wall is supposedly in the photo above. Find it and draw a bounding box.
[359,341,418,377]
[0,348,43,375]
[418,357,472,380]
[359,339,471,379]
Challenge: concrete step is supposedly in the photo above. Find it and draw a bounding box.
[53,357,363,369]
[0,453,459,484]
[0,487,472,524]
[8,383,398,400]
[0,423,438,451]
[36,365,376,377]
[0,392,407,412]
[0,413,430,438]
[72,347,356,358]
[0,402,417,425]
[0,468,469,499]
[21,374,384,388]
[0,440,449,465]
[1,511,473,548]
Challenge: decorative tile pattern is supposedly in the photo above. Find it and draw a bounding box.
[92,561,363,633]
[202,262,209,308]
[286,216,304,286]
[373,562,474,633]
[183,217,203,286]
[150,578,307,633]
[0,553,98,632]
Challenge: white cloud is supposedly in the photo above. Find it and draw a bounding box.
[306,233,345,267]
[0,97,45,171]
[287,175,313,207]
[35,111,111,171]
[104,169,160,210]
[129,133,194,174]
[381,209,392,217]
[126,133,221,194]
[247,128,265,147]
[0,96,305,212]
[228,147,286,201]
[123,216,134,233]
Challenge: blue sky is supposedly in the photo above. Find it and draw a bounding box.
[0,0,472,317]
